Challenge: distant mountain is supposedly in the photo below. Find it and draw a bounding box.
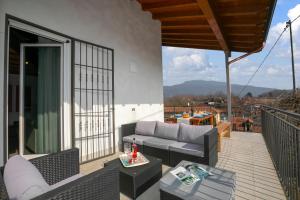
[164,80,275,98]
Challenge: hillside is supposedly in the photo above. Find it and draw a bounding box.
[164,80,275,97]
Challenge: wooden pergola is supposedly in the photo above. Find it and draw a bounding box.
[137,0,277,122]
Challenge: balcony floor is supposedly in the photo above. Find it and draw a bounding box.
[80,131,286,200]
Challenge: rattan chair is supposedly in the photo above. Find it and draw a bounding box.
[0,148,119,200]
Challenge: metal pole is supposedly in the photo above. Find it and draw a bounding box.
[225,51,232,123]
[287,20,296,95]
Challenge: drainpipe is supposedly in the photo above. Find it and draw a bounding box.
[225,51,232,123]
[225,44,265,126]
[229,44,265,65]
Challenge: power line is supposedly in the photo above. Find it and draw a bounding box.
[237,28,287,97]
[237,14,300,97]
[291,13,300,23]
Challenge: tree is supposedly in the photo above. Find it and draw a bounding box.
[244,92,253,98]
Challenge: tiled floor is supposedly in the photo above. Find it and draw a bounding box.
[80,131,286,200]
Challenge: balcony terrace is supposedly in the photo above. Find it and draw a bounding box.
[81,130,286,200]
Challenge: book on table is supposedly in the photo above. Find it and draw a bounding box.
[171,164,214,185]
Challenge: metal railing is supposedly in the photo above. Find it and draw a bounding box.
[261,106,300,200]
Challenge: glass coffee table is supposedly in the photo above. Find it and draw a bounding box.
[160,161,236,200]
[104,154,162,200]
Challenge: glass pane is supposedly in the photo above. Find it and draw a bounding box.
[23,46,60,154]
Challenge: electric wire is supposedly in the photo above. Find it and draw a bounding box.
[237,14,300,97]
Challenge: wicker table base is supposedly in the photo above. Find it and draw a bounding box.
[104,154,162,200]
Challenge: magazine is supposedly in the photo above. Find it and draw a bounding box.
[171,164,213,185]
[119,152,149,168]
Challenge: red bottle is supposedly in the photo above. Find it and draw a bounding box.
[132,138,138,161]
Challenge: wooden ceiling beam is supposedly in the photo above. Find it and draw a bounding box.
[161,25,210,30]
[162,28,213,34]
[160,15,206,22]
[162,20,208,26]
[162,39,219,46]
[217,0,270,7]
[162,34,217,40]
[196,0,229,51]
[219,10,258,17]
[142,2,198,12]
[162,43,221,51]
[228,35,263,41]
[152,10,203,20]
[228,32,261,36]
[162,37,217,42]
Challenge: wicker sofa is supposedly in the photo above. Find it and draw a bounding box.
[121,121,218,167]
[0,148,119,200]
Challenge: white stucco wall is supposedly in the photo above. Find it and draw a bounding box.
[0,0,164,164]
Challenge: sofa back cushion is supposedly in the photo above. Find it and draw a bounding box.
[179,124,212,145]
[135,121,157,136]
[4,155,50,200]
[154,121,179,140]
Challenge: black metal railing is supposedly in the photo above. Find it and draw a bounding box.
[261,106,300,200]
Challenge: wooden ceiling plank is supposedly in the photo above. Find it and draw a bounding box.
[162,37,218,42]
[152,10,203,20]
[160,15,206,22]
[162,28,213,34]
[143,2,199,12]
[196,0,229,51]
[162,20,208,26]
[162,39,219,45]
[162,43,222,51]
[162,34,217,40]
[161,25,210,30]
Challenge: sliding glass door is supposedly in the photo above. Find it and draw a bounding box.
[20,44,62,156]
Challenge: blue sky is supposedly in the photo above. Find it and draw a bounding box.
[162,1,300,90]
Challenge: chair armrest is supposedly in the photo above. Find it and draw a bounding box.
[30,148,80,185]
[0,170,9,200]
[32,165,119,200]
[204,128,218,166]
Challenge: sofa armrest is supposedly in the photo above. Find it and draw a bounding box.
[32,165,119,200]
[121,123,137,151]
[121,123,137,138]
[30,148,80,185]
[204,128,218,166]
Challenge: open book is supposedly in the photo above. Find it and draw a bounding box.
[171,164,213,185]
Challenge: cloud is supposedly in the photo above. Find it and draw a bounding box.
[267,4,300,59]
[163,47,222,85]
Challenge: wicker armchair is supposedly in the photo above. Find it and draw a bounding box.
[0,148,119,200]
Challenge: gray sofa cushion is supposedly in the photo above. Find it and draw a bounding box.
[170,142,205,157]
[144,137,176,150]
[154,121,179,140]
[4,155,50,200]
[135,121,157,136]
[123,134,152,145]
[179,124,212,145]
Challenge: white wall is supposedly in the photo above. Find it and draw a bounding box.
[0,0,164,164]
